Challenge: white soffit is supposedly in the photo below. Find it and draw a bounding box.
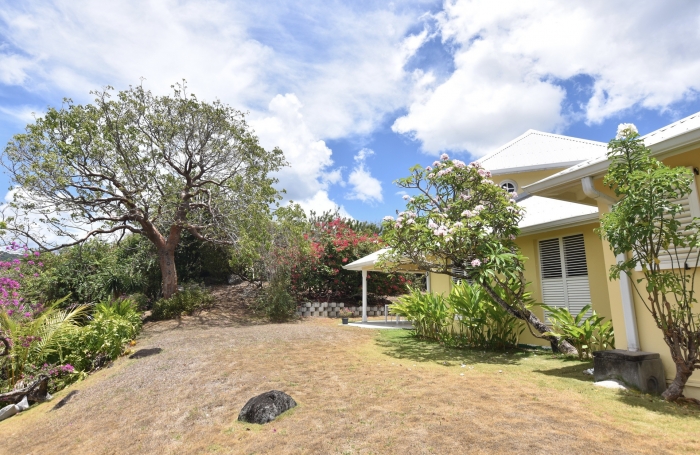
[480,130,607,173]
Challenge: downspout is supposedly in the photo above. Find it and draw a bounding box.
[581,176,640,351]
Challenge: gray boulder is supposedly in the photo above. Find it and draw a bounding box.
[237,390,297,424]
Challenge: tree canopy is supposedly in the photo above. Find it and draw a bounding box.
[380,153,576,354]
[2,83,286,297]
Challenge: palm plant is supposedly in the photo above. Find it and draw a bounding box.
[0,301,87,390]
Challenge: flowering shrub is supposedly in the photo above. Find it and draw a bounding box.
[21,362,82,394]
[380,154,578,355]
[290,217,414,302]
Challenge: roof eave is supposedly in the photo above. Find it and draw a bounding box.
[519,212,600,236]
[523,124,700,195]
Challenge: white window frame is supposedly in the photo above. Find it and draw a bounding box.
[499,179,518,193]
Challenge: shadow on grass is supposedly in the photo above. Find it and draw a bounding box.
[613,389,700,416]
[375,329,530,366]
[532,362,595,383]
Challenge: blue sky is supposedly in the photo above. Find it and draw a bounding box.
[2,0,700,225]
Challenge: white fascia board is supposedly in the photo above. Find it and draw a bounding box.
[524,124,700,195]
[489,161,584,175]
[519,212,600,236]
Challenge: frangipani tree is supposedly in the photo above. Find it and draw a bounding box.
[380,154,576,354]
[599,124,700,402]
[2,83,285,298]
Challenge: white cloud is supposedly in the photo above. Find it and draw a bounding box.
[346,148,383,204]
[294,191,351,219]
[394,0,700,156]
[0,105,42,126]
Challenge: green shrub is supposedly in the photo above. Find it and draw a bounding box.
[58,298,142,371]
[150,283,214,320]
[390,282,524,349]
[448,282,524,350]
[541,304,615,360]
[255,273,298,322]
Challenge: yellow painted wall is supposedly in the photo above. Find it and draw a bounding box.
[495,169,567,192]
[590,148,700,398]
[513,222,612,347]
[429,271,452,296]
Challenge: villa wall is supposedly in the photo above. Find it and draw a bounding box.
[594,148,700,399]
[515,222,612,347]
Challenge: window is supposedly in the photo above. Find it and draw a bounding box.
[451,266,471,284]
[636,169,700,270]
[539,234,592,316]
[500,180,517,193]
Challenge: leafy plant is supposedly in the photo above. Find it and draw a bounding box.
[0,300,87,390]
[255,272,298,322]
[338,309,353,318]
[150,283,214,321]
[541,304,615,360]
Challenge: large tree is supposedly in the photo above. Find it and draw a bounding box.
[599,124,700,402]
[380,154,577,354]
[2,83,285,298]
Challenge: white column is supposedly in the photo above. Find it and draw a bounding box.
[426,272,431,293]
[617,253,640,351]
[362,269,368,323]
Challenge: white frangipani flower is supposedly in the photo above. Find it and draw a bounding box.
[616,123,638,139]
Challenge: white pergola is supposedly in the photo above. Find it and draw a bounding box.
[342,248,429,323]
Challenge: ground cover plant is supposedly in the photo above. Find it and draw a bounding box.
[1,300,699,454]
[599,123,700,402]
[380,154,577,354]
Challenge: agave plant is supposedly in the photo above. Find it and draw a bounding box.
[0,300,88,390]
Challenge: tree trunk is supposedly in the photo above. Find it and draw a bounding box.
[158,245,178,299]
[662,362,693,402]
[481,281,578,356]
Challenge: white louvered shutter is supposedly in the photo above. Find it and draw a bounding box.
[563,234,592,316]
[658,171,700,270]
[539,234,592,316]
[539,238,567,310]
[451,266,472,284]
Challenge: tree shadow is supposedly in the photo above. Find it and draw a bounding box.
[375,330,527,366]
[533,361,595,383]
[613,389,700,416]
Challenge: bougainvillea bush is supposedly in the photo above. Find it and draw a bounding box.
[290,216,416,302]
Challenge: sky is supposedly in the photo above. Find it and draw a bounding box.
[2,0,700,224]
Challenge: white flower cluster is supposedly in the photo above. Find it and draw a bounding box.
[440,153,449,161]
[383,216,394,222]
[471,259,481,267]
[616,123,638,139]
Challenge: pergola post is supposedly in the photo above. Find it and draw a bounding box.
[362,269,368,323]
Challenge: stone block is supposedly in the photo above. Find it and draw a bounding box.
[338,303,344,308]
[593,349,667,395]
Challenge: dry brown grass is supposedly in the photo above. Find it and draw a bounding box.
[1,285,699,454]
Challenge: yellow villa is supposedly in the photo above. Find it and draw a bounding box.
[344,112,700,399]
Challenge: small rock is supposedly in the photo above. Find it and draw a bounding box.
[238,390,297,425]
[594,380,627,390]
[583,368,594,375]
[0,403,19,422]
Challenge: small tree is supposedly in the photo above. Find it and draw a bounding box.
[599,124,700,402]
[2,83,285,298]
[380,154,577,354]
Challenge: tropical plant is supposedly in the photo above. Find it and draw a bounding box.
[150,283,214,321]
[58,301,141,372]
[598,123,700,401]
[449,282,525,350]
[391,288,450,340]
[2,82,285,298]
[0,300,87,390]
[380,153,577,354]
[541,304,614,360]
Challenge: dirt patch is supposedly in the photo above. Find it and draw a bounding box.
[1,285,698,454]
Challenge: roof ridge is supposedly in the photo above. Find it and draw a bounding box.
[481,129,606,166]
